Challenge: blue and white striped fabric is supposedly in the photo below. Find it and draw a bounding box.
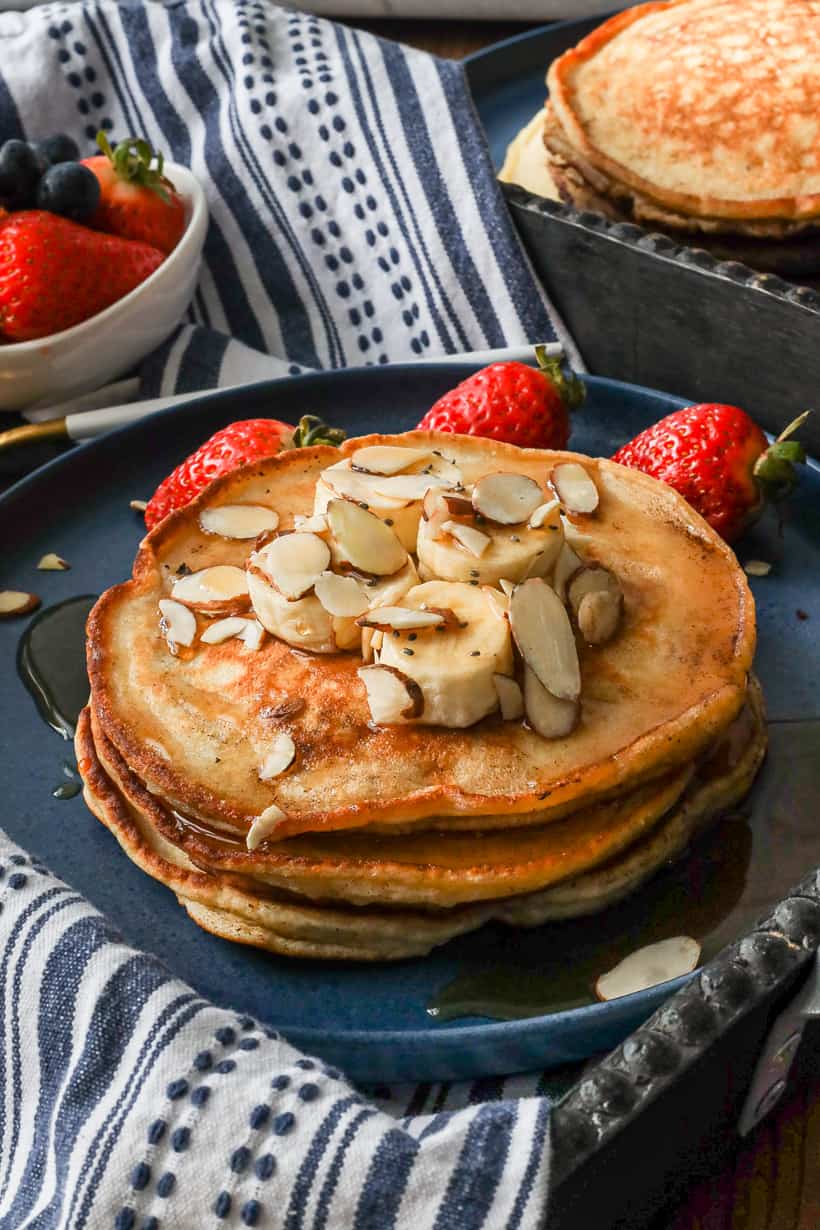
[0,3,570,1223]
[0,832,551,1228]
[0,0,571,396]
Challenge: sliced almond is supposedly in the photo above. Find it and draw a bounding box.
[422,488,450,539]
[498,578,516,598]
[442,520,491,558]
[357,606,447,631]
[259,733,296,781]
[293,513,329,534]
[567,565,621,612]
[361,625,377,664]
[246,803,287,851]
[255,532,331,600]
[528,498,561,530]
[441,493,474,517]
[483,587,509,622]
[321,464,409,511]
[577,590,622,646]
[523,665,579,738]
[199,504,279,540]
[239,619,266,651]
[314,571,369,617]
[327,499,407,576]
[171,565,250,613]
[0,590,40,618]
[158,598,197,651]
[550,462,599,515]
[510,577,581,701]
[370,472,452,502]
[358,664,424,723]
[494,674,524,721]
[37,553,70,571]
[200,616,251,644]
[595,937,701,1002]
[426,452,463,487]
[552,542,584,602]
[351,445,430,475]
[744,559,772,578]
[472,473,542,525]
[130,499,148,512]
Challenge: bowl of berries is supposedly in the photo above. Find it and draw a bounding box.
[0,131,207,412]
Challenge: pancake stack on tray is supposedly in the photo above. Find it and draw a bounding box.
[78,431,765,960]
[501,0,820,276]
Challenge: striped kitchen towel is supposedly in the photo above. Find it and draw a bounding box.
[0,0,573,398]
[0,831,552,1228]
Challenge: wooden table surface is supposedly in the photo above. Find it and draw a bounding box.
[348,17,820,1230]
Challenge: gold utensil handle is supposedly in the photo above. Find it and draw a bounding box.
[0,418,68,454]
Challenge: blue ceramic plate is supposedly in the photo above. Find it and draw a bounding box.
[465,17,606,173]
[1,363,818,1083]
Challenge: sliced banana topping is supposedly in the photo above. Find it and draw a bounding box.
[259,733,296,780]
[327,499,407,576]
[158,598,197,651]
[314,571,369,618]
[472,472,543,525]
[253,532,331,600]
[418,500,563,588]
[357,665,424,723]
[373,581,513,727]
[509,577,581,702]
[351,445,431,475]
[494,673,524,721]
[314,459,419,550]
[170,566,250,614]
[199,504,279,540]
[358,606,448,631]
[246,803,287,851]
[550,462,599,515]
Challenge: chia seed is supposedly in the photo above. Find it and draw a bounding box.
[408,633,417,641]
[384,519,394,526]
[358,502,369,510]
[403,648,414,656]
[510,535,520,543]
[470,650,480,657]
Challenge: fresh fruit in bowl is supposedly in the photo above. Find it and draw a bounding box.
[82,134,186,254]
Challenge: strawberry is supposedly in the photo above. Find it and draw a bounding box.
[0,210,164,342]
[612,404,809,542]
[144,415,346,530]
[416,346,585,449]
[82,133,186,255]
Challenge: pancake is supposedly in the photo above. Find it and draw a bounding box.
[87,432,754,843]
[76,679,766,960]
[548,0,820,226]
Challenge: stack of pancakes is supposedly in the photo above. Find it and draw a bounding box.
[78,432,764,960]
[501,0,820,276]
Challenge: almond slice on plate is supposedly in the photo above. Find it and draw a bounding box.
[246,803,287,851]
[199,504,279,540]
[200,616,251,644]
[321,464,409,511]
[552,541,584,602]
[357,664,424,722]
[550,462,599,514]
[595,937,701,1002]
[472,473,543,525]
[239,619,266,651]
[498,578,516,598]
[0,590,41,618]
[510,577,581,702]
[351,445,430,475]
[567,565,623,645]
[370,472,452,502]
[259,733,296,781]
[523,664,579,738]
[357,606,448,631]
[483,587,509,621]
[442,520,491,558]
[37,553,70,571]
[422,488,450,539]
[255,532,331,600]
[441,493,474,517]
[426,452,463,486]
[494,673,524,721]
[293,513,329,534]
[171,565,250,612]
[528,498,561,530]
[327,499,407,576]
[314,570,369,617]
[158,598,197,650]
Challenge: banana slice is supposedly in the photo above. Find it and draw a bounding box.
[372,580,513,727]
[314,459,419,551]
[417,495,563,587]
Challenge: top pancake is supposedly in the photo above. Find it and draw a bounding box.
[548,0,820,223]
[87,431,754,839]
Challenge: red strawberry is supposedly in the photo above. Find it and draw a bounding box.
[144,415,346,530]
[612,404,809,542]
[82,133,186,255]
[416,346,585,449]
[0,210,164,342]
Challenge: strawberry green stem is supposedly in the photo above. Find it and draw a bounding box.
[534,344,586,411]
[292,415,347,448]
[752,410,810,502]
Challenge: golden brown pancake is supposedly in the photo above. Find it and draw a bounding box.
[87,432,754,843]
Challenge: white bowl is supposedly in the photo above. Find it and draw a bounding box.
[0,163,208,412]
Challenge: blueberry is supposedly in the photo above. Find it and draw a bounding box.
[35,162,100,221]
[36,134,80,167]
[0,139,42,209]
